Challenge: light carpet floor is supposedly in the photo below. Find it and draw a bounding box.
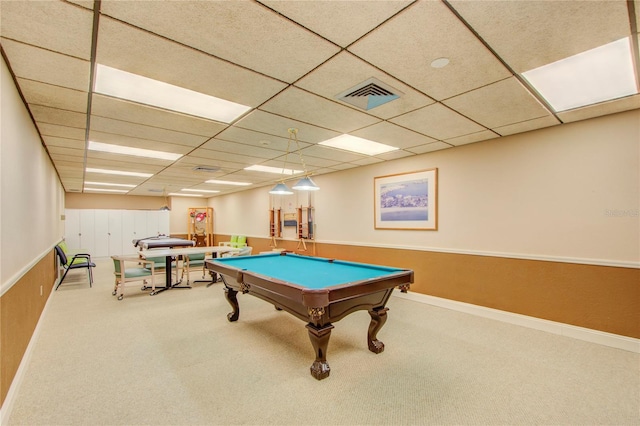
[5,257,640,425]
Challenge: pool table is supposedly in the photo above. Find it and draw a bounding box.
[205,252,413,380]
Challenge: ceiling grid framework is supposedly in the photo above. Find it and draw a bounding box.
[0,0,638,196]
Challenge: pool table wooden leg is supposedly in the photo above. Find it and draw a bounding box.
[306,323,334,380]
[367,307,389,353]
[224,286,240,322]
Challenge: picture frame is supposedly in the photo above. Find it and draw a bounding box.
[374,168,438,230]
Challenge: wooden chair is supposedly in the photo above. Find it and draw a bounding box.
[111,256,156,300]
[54,245,96,290]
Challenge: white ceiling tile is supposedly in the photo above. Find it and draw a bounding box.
[190,148,268,166]
[350,121,437,149]
[96,17,287,107]
[215,127,300,153]
[235,110,340,144]
[351,157,384,166]
[17,79,88,112]
[375,150,415,161]
[448,0,632,73]
[349,0,511,100]
[1,39,91,91]
[37,123,86,141]
[443,77,551,129]
[444,130,499,147]
[299,145,367,163]
[260,87,381,133]
[100,0,340,82]
[0,0,94,59]
[260,0,412,47]
[91,95,227,138]
[287,154,342,169]
[406,142,453,155]
[47,146,86,159]
[295,51,434,119]
[178,155,247,173]
[390,103,486,140]
[43,136,86,150]
[89,117,208,147]
[30,105,86,129]
[66,1,94,10]
[85,159,163,174]
[493,116,561,137]
[200,139,281,160]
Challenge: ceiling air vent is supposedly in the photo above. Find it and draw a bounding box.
[336,77,402,111]
[192,166,220,173]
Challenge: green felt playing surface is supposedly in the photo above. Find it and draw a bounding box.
[212,253,403,289]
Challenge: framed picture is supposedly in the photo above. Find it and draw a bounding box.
[374,168,438,230]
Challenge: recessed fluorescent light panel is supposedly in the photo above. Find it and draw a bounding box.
[84,187,129,193]
[319,135,399,155]
[522,37,638,112]
[205,179,252,186]
[88,141,182,161]
[85,168,153,178]
[181,189,220,193]
[84,181,136,188]
[94,64,252,123]
[244,165,303,175]
[167,192,202,197]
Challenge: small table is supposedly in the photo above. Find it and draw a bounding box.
[140,246,239,294]
[206,252,413,380]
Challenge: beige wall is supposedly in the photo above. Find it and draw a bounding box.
[211,109,639,267]
[65,192,169,211]
[1,55,65,291]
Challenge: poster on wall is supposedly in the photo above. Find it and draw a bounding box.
[374,168,438,230]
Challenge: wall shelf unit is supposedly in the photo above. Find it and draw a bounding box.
[187,207,213,247]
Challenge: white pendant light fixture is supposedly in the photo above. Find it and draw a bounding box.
[269,182,294,195]
[269,128,319,195]
[292,176,319,191]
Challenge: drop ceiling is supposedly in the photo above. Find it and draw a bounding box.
[1,0,639,197]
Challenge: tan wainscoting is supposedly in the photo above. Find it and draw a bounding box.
[216,235,639,340]
[1,250,57,406]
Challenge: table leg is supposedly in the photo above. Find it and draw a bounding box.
[224,286,240,322]
[367,307,388,353]
[306,323,334,380]
[150,255,190,295]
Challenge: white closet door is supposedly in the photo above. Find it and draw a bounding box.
[107,210,123,256]
[158,211,170,235]
[133,210,149,240]
[79,210,95,254]
[121,210,136,254]
[146,211,160,237]
[93,210,109,257]
[64,209,81,250]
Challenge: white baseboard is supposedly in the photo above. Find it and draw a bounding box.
[0,286,55,423]
[393,291,640,353]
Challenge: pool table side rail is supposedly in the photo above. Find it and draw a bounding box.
[206,259,413,307]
